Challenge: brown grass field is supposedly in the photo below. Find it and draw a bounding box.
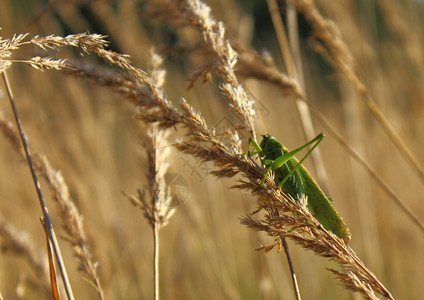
[1,0,424,299]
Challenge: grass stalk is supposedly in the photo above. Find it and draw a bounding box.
[153,222,159,300]
[280,237,301,300]
[2,71,75,300]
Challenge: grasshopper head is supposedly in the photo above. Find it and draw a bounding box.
[260,134,280,152]
[259,134,284,159]
[259,134,273,150]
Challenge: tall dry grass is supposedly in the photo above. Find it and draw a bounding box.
[1,0,424,299]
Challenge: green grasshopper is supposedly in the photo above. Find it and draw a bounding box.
[248,133,351,243]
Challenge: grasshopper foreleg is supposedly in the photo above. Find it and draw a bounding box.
[248,138,270,188]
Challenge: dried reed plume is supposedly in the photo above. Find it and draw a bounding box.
[124,50,175,231]
[123,50,175,300]
[0,1,395,299]
[33,155,104,299]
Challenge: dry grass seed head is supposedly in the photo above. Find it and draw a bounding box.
[1,19,392,299]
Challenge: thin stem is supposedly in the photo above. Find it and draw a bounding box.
[281,237,301,300]
[153,223,159,300]
[286,1,305,91]
[152,125,160,300]
[1,71,75,300]
[266,0,295,77]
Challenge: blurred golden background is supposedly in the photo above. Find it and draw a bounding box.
[1,0,424,299]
